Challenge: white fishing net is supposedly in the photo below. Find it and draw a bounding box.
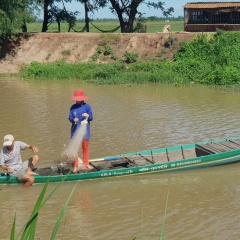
[61,119,88,164]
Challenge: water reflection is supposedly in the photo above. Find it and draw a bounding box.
[1,165,240,239]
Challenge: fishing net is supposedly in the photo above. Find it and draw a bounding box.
[60,119,88,164]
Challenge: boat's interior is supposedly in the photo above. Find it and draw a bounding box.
[33,139,240,176]
[195,140,240,156]
[89,140,240,171]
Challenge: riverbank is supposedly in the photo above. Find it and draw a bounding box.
[0,32,197,74]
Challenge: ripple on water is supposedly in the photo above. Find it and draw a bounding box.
[1,79,240,239]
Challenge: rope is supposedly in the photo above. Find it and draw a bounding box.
[61,0,120,33]
[60,0,87,32]
[90,22,121,33]
[71,24,87,32]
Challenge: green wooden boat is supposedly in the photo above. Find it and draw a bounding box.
[1,137,240,185]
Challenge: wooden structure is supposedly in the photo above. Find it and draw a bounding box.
[184,2,240,32]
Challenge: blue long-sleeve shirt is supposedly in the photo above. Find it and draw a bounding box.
[68,102,93,139]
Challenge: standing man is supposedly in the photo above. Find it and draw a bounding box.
[0,134,39,187]
[69,89,93,172]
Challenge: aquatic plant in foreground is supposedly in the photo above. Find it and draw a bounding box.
[10,174,77,240]
[133,191,169,240]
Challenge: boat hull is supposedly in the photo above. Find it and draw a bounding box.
[1,137,240,184]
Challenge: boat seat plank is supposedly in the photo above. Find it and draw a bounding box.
[208,143,230,152]
[125,156,152,166]
[182,148,197,159]
[91,159,130,170]
[202,144,225,153]
[219,142,239,150]
[88,161,112,170]
[222,141,240,150]
[195,144,216,156]
[214,142,235,151]
[229,140,240,147]
[214,142,238,151]
[152,152,169,163]
[138,154,155,164]
[196,142,236,157]
[167,150,184,161]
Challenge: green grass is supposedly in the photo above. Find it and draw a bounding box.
[20,60,187,85]
[26,20,184,33]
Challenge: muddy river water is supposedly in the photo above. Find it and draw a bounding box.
[1,77,240,239]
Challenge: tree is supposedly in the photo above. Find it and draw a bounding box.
[22,0,40,32]
[47,5,78,32]
[0,0,38,37]
[104,0,174,32]
[41,0,54,32]
[76,0,99,32]
[78,0,90,32]
[41,0,79,32]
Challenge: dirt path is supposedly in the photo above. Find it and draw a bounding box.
[0,32,197,74]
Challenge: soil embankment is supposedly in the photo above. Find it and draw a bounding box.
[0,32,198,74]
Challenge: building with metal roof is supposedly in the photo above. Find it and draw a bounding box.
[184,2,240,31]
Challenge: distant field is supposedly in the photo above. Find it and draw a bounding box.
[27,20,185,33]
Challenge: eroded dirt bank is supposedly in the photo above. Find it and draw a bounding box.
[0,32,197,74]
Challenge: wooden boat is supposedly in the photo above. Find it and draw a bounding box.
[1,137,240,184]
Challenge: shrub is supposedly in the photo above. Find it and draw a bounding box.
[104,45,113,55]
[164,36,174,47]
[92,53,99,61]
[123,51,138,63]
[97,46,103,54]
[61,50,71,56]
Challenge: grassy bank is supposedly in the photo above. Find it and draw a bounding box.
[21,61,182,85]
[27,20,184,33]
[21,30,240,86]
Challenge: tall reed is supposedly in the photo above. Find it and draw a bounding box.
[135,191,169,240]
[11,173,76,240]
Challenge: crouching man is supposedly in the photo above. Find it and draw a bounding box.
[0,134,39,187]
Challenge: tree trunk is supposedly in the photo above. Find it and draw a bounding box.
[22,19,27,32]
[125,0,139,32]
[109,0,139,33]
[109,0,127,32]
[42,0,50,32]
[84,2,89,32]
[56,18,61,32]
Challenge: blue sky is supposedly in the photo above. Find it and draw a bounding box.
[60,0,236,19]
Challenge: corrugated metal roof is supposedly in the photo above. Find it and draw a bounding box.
[184,2,240,9]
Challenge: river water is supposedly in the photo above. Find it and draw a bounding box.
[1,76,240,239]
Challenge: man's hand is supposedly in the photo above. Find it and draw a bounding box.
[73,118,79,123]
[82,113,89,119]
[30,145,39,153]
[1,164,13,174]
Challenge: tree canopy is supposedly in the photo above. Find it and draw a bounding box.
[0,0,38,38]
[107,0,174,32]
[0,0,174,35]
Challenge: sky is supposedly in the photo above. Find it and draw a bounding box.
[60,0,237,19]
